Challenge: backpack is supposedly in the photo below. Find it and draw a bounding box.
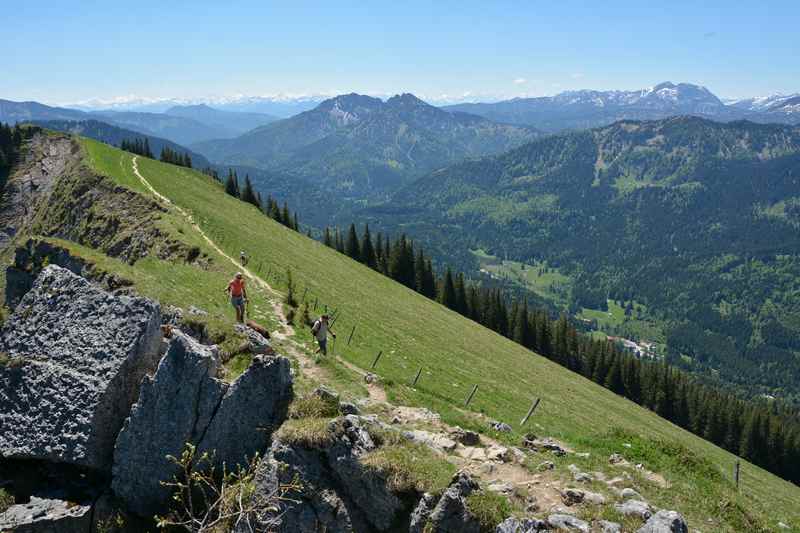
[311,320,321,336]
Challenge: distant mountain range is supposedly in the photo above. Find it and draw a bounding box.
[31,119,211,169]
[192,93,539,198]
[443,82,800,131]
[0,99,276,145]
[371,116,800,401]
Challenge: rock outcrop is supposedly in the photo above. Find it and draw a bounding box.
[196,354,292,469]
[247,415,409,532]
[112,331,292,516]
[413,471,481,533]
[636,510,689,533]
[111,331,225,516]
[0,265,161,472]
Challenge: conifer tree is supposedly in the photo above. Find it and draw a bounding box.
[224,169,239,198]
[241,175,259,206]
[323,227,333,247]
[440,267,457,310]
[361,224,377,269]
[345,223,361,260]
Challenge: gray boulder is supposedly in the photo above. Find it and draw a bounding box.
[0,496,93,533]
[636,510,689,533]
[409,493,439,533]
[112,331,225,516]
[600,520,622,533]
[496,516,549,532]
[424,471,481,533]
[615,499,653,520]
[197,355,293,469]
[547,514,590,531]
[0,265,161,472]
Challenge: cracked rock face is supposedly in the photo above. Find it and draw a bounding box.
[0,265,161,472]
[112,331,293,516]
[248,416,407,532]
[111,331,225,516]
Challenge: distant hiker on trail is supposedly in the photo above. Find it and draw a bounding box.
[311,314,336,355]
[240,250,248,266]
[225,272,248,323]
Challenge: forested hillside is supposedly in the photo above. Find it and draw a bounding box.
[374,116,800,402]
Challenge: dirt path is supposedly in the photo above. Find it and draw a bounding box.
[131,157,385,402]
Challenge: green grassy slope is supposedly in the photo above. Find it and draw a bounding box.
[74,138,800,531]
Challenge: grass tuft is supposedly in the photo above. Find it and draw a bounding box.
[360,441,456,494]
[289,393,341,419]
[465,491,511,533]
[275,418,336,449]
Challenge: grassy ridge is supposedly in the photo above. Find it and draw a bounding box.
[78,139,800,531]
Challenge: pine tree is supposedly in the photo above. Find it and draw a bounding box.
[440,267,457,310]
[224,169,239,198]
[241,175,259,206]
[361,224,377,268]
[323,227,333,247]
[414,249,427,295]
[514,300,530,347]
[345,223,361,260]
[281,202,291,227]
[454,273,468,316]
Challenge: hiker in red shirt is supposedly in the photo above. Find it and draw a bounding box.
[225,272,248,323]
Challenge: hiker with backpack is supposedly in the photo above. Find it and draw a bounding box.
[225,272,248,323]
[311,314,336,355]
[240,250,248,266]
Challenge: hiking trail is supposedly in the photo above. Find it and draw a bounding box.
[131,156,386,401]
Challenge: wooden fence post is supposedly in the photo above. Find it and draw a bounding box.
[412,367,423,387]
[314,297,318,311]
[302,287,308,303]
[520,398,541,427]
[734,460,740,490]
[371,350,383,369]
[347,325,356,345]
[464,384,478,407]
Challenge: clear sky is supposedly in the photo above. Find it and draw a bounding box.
[3,0,798,104]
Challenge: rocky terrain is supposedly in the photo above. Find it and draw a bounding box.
[0,267,692,532]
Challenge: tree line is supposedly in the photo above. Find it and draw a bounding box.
[119,138,194,169]
[119,137,154,158]
[0,123,42,190]
[322,222,800,486]
[223,169,299,231]
[159,146,192,168]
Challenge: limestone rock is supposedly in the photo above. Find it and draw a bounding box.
[621,487,642,500]
[496,516,549,532]
[562,488,606,506]
[487,445,512,462]
[0,265,161,472]
[616,499,653,520]
[637,510,689,533]
[234,322,273,354]
[547,513,590,531]
[197,355,293,469]
[403,430,458,453]
[600,520,622,533]
[523,435,568,456]
[0,496,92,533]
[409,492,439,533]
[425,471,481,533]
[111,331,224,516]
[248,415,405,532]
[450,427,480,446]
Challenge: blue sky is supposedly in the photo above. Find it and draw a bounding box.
[3,0,798,104]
